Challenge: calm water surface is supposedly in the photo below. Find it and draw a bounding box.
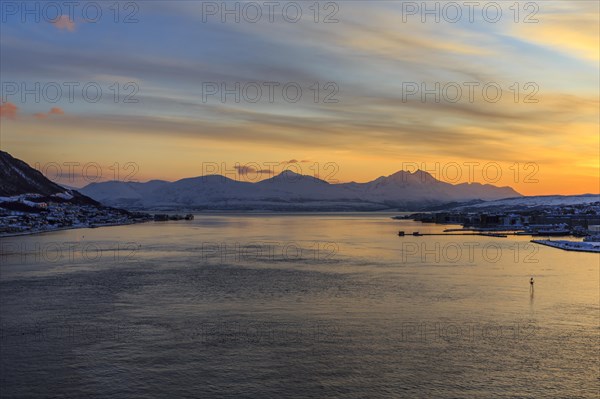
[1,213,598,398]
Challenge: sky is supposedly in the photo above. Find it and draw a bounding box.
[0,0,598,195]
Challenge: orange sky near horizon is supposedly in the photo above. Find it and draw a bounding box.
[1,116,597,196]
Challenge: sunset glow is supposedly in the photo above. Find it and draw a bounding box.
[1,1,598,195]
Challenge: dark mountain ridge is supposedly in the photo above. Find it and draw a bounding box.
[79,167,522,211]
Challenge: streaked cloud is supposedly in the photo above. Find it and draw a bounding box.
[511,2,600,62]
[0,1,597,195]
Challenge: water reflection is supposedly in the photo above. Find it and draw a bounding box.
[1,213,598,398]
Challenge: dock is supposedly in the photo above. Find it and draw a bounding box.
[530,239,600,253]
[399,231,507,238]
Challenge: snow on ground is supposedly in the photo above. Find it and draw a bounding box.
[54,191,74,200]
[455,194,600,210]
[531,239,600,253]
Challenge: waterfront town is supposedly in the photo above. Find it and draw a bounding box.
[398,201,600,253]
[405,201,599,231]
[0,194,151,236]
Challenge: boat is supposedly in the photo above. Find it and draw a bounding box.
[531,229,571,236]
[583,235,600,243]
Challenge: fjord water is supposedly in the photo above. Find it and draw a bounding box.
[1,213,598,398]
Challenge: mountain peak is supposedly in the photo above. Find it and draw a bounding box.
[384,169,437,183]
[255,169,330,186]
[412,169,434,178]
[277,169,302,177]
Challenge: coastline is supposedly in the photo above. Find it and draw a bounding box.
[530,239,600,254]
[0,220,150,238]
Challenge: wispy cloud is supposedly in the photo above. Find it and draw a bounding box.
[52,15,75,32]
[510,2,600,63]
[0,1,597,194]
[34,107,65,119]
[0,102,18,119]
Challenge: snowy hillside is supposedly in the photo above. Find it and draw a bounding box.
[451,194,600,211]
[79,169,521,211]
[0,151,98,205]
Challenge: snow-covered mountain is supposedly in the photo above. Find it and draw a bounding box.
[0,151,150,235]
[450,194,600,212]
[79,169,521,211]
[0,150,97,205]
[1,150,68,197]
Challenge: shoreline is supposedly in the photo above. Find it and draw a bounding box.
[530,239,600,254]
[0,220,150,238]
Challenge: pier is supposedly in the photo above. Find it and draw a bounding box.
[530,239,600,253]
[399,231,507,238]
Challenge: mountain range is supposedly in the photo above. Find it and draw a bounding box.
[78,169,521,211]
[4,150,597,213]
